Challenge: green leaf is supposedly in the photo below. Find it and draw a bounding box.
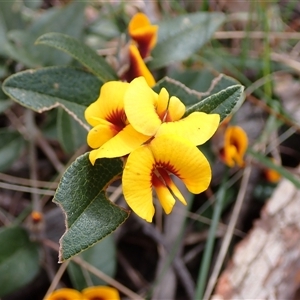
[154,75,244,121]
[0,226,40,297]
[2,1,86,66]
[54,153,129,261]
[184,84,245,121]
[154,74,241,106]
[36,32,118,82]
[2,66,102,128]
[68,234,117,290]
[248,148,300,188]
[148,12,225,69]
[0,129,24,172]
[57,108,87,154]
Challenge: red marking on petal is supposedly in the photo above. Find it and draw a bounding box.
[106,109,127,131]
[156,162,180,178]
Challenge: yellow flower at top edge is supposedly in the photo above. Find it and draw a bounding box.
[44,288,84,300]
[128,12,158,58]
[44,286,120,300]
[221,126,248,167]
[82,286,120,300]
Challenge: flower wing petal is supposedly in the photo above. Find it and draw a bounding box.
[157,112,220,146]
[124,76,161,136]
[123,145,155,222]
[149,135,212,194]
[89,124,150,162]
[155,90,185,122]
[87,122,117,149]
[85,81,129,127]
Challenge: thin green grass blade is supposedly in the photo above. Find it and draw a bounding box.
[195,169,228,299]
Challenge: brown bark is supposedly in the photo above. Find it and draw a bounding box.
[213,176,300,299]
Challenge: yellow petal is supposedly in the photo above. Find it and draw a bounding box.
[167,96,186,121]
[44,288,83,300]
[91,124,150,160]
[87,122,117,149]
[82,286,120,300]
[156,90,185,122]
[156,112,220,146]
[125,44,156,87]
[149,135,212,194]
[122,145,156,222]
[128,12,158,58]
[85,81,129,127]
[156,88,169,119]
[124,76,161,136]
[152,173,176,214]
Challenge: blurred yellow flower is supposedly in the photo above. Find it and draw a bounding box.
[82,286,120,300]
[123,134,213,222]
[221,126,248,167]
[44,288,83,300]
[264,158,281,183]
[124,44,156,87]
[128,12,158,58]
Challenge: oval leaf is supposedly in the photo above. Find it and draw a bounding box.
[149,12,225,69]
[54,153,129,261]
[0,226,40,297]
[2,66,102,128]
[184,84,245,121]
[36,32,118,82]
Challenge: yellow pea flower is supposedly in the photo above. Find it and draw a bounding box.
[128,12,158,58]
[44,288,83,300]
[123,135,212,222]
[124,77,220,146]
[85,81,149,164]
[82,286,120,300]
[85,76,220,164]
[123,44,156,87]
[221,126,248,167]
